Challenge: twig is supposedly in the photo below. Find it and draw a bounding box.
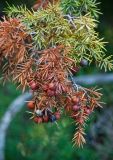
[64,14,77,29]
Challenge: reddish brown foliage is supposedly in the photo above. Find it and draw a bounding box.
[0,18,31,64]
[0,18,33,88]
[0,17,102,146]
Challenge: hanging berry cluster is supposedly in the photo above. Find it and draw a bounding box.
[0,0,112,147]
[25,45,102,147]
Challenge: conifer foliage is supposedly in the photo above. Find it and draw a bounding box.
[0,0,113,147]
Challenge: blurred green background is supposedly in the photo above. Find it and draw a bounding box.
[0,0,113,160]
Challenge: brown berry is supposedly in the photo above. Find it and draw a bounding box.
[30,82,38,90]
[72,105,80,111]
[27,101,35,109]
[47,89,55,96]
[85,108,91,115]
[54,112,61,120]
[72,96,79,104]
[48,82,55,90]
[43,116,49,123]
[34,117,43,124]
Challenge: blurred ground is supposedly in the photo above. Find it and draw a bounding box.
[0,0,113,160]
